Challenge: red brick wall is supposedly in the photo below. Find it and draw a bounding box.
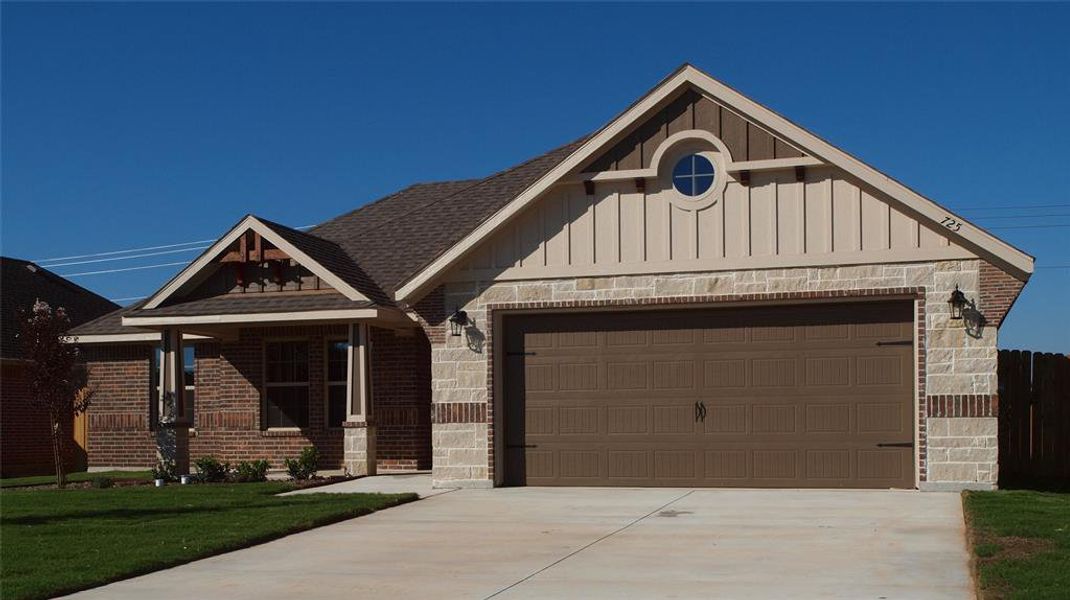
[979,260,1027,328]
[82,345,157,468]
[1,362,76,477]
[370,327,432,471]
[82,323,431,472]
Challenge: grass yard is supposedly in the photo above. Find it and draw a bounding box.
[1,482,415,599]
[963,490,1070,600]
[0,470,151,489]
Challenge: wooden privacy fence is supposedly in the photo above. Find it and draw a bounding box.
[998,350,1070,485]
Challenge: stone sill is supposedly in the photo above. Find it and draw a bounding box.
[260,428,309,438]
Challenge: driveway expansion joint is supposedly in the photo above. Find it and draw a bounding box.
[482,489,696,599]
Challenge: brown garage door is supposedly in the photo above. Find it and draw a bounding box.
[503,301,915,488]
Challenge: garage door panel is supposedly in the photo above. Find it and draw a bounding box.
[505,302,915,488]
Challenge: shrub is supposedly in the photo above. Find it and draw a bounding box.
[90,476,114,489]
[233,460,269,483]
[151,460,177,482]
[285,446,320,481]
[194,455,229,483]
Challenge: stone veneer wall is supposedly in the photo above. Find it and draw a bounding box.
[429,259,1001,490]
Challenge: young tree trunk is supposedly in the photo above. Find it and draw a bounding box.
[51,410,67,488]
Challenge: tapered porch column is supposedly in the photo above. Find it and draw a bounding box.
[155,328,190,475]
[343,323,376,476]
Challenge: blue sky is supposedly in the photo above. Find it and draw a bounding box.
[2,2,1067,351]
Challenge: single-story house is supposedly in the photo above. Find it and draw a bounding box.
[70,65,1032,491]
[1,256,120,476]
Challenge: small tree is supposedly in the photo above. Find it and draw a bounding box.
[18,300,93,488]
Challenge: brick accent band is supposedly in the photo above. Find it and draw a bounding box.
[432,402,487,424]
[926,394,998,418]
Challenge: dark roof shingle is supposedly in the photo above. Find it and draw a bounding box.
[311,136,589,295]
[1,257,119,357]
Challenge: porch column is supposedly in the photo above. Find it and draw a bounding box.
[155,328,190,475]
[343,323,376,476]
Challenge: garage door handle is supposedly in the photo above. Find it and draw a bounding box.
[875,340,912,346]
[507,444,538,449]
[876,442,914,448]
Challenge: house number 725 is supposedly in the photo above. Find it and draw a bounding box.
[940,217,962,232]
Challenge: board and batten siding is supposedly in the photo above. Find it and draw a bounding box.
[448,167,970,282]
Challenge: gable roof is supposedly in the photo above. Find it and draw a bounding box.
[113,63,1035,324]
[310,136,589,295]
[141,215,377,310]
[1,257,119,358]
[391,64,1035,301]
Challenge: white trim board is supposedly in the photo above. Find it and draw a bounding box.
[395,65,1034,302]
[69,333,211,344]
[142,215,369,310]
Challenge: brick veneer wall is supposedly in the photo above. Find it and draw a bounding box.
[430,260,1001,490]
[979,260,1027,328]
[0,362,78,477]
[82,345,157,468]
[369,327,432,471]
[83,324,432,472]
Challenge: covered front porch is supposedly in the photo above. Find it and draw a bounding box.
[121,307,431,477]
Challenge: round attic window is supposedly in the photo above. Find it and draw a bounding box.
[671,154,716,197]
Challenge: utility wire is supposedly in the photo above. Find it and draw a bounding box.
[952,203,1070,212]
[35,239,215,264]
[971,214,1070,221]
[985,224,1070,230]
[33,224,315,264]
[43,245,208,268]
[61,261,191,278]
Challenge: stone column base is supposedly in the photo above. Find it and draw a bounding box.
[343,422,376,477]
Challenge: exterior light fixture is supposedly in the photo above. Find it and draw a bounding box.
[948,287,967,320]
[448,309,470,337]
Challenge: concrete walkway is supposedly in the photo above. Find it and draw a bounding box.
[66,485,972,599]
[281,471,451,498]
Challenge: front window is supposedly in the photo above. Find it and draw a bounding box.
[672,153,716,197]
[326,340,349,428]
[264,341,310,428]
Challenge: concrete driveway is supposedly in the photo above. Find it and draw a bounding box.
[67,485,972,599]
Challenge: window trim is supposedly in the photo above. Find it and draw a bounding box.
[324,337,349,429]
[261,337,312,431]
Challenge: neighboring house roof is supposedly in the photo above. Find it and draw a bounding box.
[1,256,119,359]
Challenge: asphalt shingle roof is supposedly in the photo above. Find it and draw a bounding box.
[1,257,119,356]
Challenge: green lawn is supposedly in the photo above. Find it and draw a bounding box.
[963,490,1070,600]
[1,483,416,600]
[0,470,151,489]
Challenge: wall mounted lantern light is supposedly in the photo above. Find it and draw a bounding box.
[448,309,470,337]
[948,287,968,320]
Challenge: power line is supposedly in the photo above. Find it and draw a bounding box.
[954,203,1070,212]
[43,245,208,268]
[33,224,316,264]
[985,224,1070,230]
[108,295,148,302]
[972,214,1070,221]
[60,261,191,278]
[35,239,215,264]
